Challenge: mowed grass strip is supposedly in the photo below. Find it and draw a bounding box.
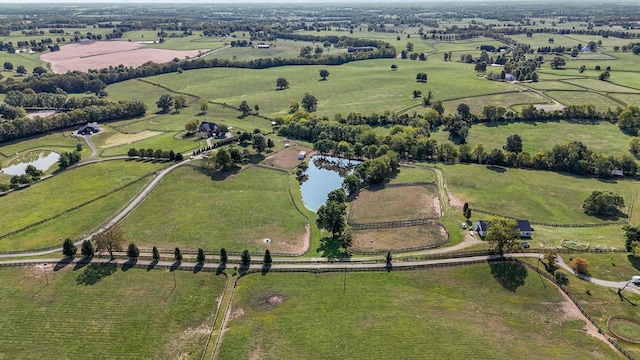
[0,181,146,252]
[0,266,223,359]
[349,222,447,252]
[0,160,165,237]
[219,266,617,359]
[390,166,436,184]
[546,90,621,111]
[350,185,439,223]
[119,166,308,253]
[440,163,633,224]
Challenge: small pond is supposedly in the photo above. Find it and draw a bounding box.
[1,150,60,176]
[300,155,360,212]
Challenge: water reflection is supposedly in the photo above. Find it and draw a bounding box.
[299,155,359,212]
[1,151,60,176]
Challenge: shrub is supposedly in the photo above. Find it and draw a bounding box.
[555,270,569,285]
[571,257,589,275]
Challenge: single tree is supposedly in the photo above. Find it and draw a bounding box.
[173,94,187,112]
[263,249,272,264]
[62,238,77,258]
[386,251,392,265]
[457,103,471,119]
[464,207,472,220]
[462,202,469,213]
[127,242,140,259]
[583,191,624,216]
[267,138,275,149]
[276,77,289,90]
[571,257,589,275]
[316,199,347,238]
[550,57,566,70]
[152,246,160,261]
[239,100,251,116]
[319,69,330,80]
[185,119,200,134]
[342,173,361,196]
[33,66,47,75]
[156,94,173,113]
[390,64,398,71]
[485,217,521,253]
[197,248,206,263]
[555,270,569,285]
[220,248,228,264]
[81,239,95,258]
[241,249,251,266]
[544,250,558,272]
[432,100,445,116]
[16,65,27,75]
[93,226,125,260]
[3,61,13,70]
[623,225,640,251]
[174,247,183,262]
[215,148,233,170]
[252,133,267,154]
[503,134,523,153]
[199,98,209,113]
[301,93,318,112]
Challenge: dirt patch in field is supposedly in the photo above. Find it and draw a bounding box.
[103,130,162,148]
[349,223,448,252]
[264,145,312,168]
[448,193,465,208]
[40,41,209,74]
[350,185,440,223]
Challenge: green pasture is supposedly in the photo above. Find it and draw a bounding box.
[106,79,198,110]
[391,166,436,184]
[439,163,633,225]
[525,225,625,251]
[440,90,549,115]
[608,71,640,91]
[0,132,81,159]
[0,266,223,359]
[0,160,164,239]
[144,58,515,118]
[519,80,584,91]
[545,90,621,111]
[561,78,640,94]
[119,166,308,253]
[563,252,640,282]
[219,266,617,359]
[210,39,348,62]
[563,272,640,358]
[0,181,145,252]
[0,51,49,74]
[99,131,201,157]
[462,120,632,158]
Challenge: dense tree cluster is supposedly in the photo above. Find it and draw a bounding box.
[0,100,146,143]
[127,148,181,161]
[4,91,108,109]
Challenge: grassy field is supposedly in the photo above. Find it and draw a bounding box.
[460,120,632,157]
[350,185,440,223]
[100,131,201,157]
[391,166,435,184]
[561,252,640,282]
[439,163,633,225]
[119,166,308,253]
[440,90,549,114]
[0,180,146,251]
[0,265,224,359]
[142,58,516,118]
[526,225,626,251]
[545,90,621,112]
[219,265,618,359]
[349,222,447,252]
[0,131,81,159]
[0,160,164,239]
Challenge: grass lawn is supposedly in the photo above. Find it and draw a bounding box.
[440,163,633,225]
[349,222,447,252]
[546,90,621,111]
[0,160,165,239]
[119,166,308,253]
[526,225,626,251]
[441,90,549,114]
[563,273,640,358]
[391,166,435,184]
[0,265,224,359]
[561,78,640,93]
[560,252,640,282]
[350,185,440,223]
[463,120,632,157]
[99,131,201,157]
[219,265,617,359]
[0,131,81,159]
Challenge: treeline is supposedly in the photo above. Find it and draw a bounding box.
[0,38,394,95]
[278,110,637,178]
[127,148,183,161]
[4,91,110,109]
[0,100,146,143]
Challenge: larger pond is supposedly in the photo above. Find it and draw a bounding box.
[300,155,359,212]
[1,150,60,176]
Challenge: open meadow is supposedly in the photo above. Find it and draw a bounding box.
[0,265,224,359]
[349,222,447,252]
[219,265,618,359]
[118,166,308,253]
[349,184,440,223]
[439,163,633,225]
[0,160,165,250]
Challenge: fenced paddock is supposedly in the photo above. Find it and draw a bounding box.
[349,183,440,224]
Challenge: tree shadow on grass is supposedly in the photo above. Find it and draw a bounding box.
[147,260,158,272]
[317,236,351,260]
[261,263,271,276]
[489,261,527,292]
[122,259,137,272]
[216,263,226,275]
[209,168,240,182]
[54,257,73,271]
[193,263,204,273]
[73,257,91,271]
[76,263,118,286]
[486,165,507,173]
[627,255,640,272]
[249,154,265,164]
[170,261,181,272]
